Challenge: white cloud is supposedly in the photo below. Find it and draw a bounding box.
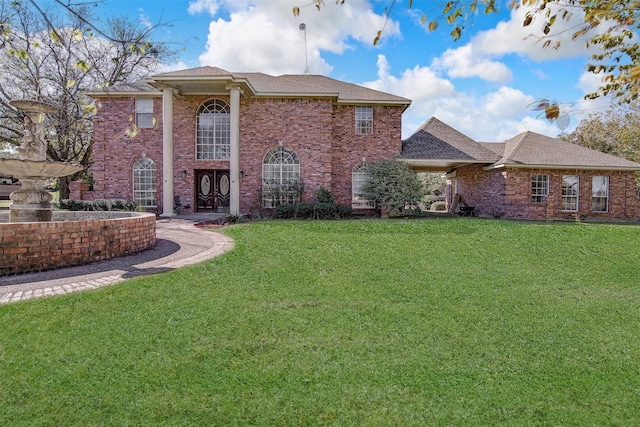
[431,3,599,85]
[196,0,399,75]
[188,0,220,16]
[363,55,562,141]
[473,4,596,61]
[433,45,512,83]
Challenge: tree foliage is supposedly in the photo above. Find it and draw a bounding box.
[0,0,174,197]
[562,101,640,189]
[296,0,640,116]
[362,159,426,216]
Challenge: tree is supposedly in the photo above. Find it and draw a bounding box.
[295,1,640,117]
[362,159,426,216]
[0,0,174,198]
[562,101,640,189]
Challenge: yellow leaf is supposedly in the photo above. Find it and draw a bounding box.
[421,14,426,25]
[74,60,90,72]
[72,29,83,41]
[545,104,560,120]
[451,26,462,41]
[293,6,300,17]
[408,0,413,8]
[373,30,381,46]
[429,21,439,32]
[66,79,76,89]
[443,1,453,14]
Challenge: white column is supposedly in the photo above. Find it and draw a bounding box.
[160,87,175,217]
[229,85,242,215]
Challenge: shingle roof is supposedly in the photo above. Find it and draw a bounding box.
[400,117,640,171]
[95,66,410,105]
[152,66,231,78]
[495,131,640,169]
[400,117,500,162]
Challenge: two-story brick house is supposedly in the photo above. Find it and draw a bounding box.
[86,66,411,215]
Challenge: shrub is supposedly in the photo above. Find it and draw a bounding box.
[56,199,138,212]
[273,203,295,219]
[315,187,335,204]
[315,203,337,220]
[295,203,315,219]
[336,205,352,219]
[363,159,426,217]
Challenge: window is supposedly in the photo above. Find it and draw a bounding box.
[135,98,154,128]
[592,176,609,212]
[355,106,373,135]
[562,175,579,211]
[196,99,230,160]
[531,174,549,203]
[262,146,301,208]
[352,162,375,208]
[132,157,157,207]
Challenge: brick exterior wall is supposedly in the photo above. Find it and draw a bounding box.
[450,165,639,221]
[0,212,156,275]
[89,94,405,213]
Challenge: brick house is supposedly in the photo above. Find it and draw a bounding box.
[84,66,410,215]
[400,117,640,221]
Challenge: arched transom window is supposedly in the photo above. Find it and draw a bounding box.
[262,146,301,208]
[132,157,157,207]
[196,99,230,160]
[352,162,374,208]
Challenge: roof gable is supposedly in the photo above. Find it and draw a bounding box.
[401,117,500,162]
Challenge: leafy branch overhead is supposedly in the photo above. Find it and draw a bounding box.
[0,0,175,197]
[294,0,640,106]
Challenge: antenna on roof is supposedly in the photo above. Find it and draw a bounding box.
[299,23,310,74]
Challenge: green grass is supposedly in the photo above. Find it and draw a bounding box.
[2,218,640,425]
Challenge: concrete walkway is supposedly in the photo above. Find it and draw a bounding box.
[0,214,235,305]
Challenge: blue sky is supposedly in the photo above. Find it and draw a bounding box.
[87,0,614,140]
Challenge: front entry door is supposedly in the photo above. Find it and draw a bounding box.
[196,170,214,211]
[196,170,230,212]
[216,171,230,213]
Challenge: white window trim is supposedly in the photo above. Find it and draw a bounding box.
[355,106,373,135]
[135,98,154,129]
[262,146,301,208]
[132,157,157,207]
[561,175,579,212]
[531,174,549,203]
[196,99,231,161]
[352,162,375,209]
[592,176,609,212]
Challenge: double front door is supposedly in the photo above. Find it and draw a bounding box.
[195,170,230,212]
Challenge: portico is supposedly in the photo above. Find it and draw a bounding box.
[148,70,249,217]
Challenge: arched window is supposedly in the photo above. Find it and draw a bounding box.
[132,157,157,207]
[262,146,301,208]
[196,99,230,160]
[352,162,374,208]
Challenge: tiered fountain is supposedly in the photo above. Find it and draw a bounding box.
[0,100,84,222]
[0,100,156,275]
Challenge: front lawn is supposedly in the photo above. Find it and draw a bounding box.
[1,218,640,425]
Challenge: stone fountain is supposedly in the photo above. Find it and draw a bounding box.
[0,100,84,222]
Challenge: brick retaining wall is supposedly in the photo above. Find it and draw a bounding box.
[0,212,156,275]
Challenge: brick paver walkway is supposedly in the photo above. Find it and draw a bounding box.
[0,216,234,305]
